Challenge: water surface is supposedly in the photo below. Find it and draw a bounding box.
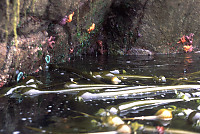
[1,53,200,133]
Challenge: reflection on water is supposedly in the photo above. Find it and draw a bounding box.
[1,53,200,133]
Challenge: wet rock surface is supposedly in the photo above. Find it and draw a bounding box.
[0,0,112,85]
[1,0,200,85]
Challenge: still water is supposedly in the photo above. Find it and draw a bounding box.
[1,53,200,133]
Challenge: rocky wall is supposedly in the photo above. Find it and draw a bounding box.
[0,0,113,86]
[1,0,200,87]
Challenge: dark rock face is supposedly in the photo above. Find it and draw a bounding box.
[136,0,200,54]
[1,0,200,85]
[103,0,200,55]
[102,0,149,54]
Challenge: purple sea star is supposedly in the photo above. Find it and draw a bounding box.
[59,15,68,25]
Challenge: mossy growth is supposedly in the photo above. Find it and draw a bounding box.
[5,0,36,70]
[13,0,19,48]
[5,0,10,44]
[5,0,36,45]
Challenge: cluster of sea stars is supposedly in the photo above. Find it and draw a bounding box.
[59,12,74,25]
[177,33,194,53]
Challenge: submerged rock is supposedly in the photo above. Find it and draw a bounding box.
[127,47,154,56]
[117,124,132,134]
